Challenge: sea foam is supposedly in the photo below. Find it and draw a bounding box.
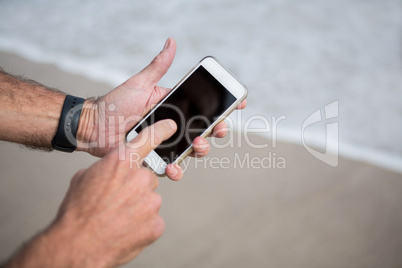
[0,0,401,173]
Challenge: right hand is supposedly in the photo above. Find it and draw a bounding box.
[47,119,177,268]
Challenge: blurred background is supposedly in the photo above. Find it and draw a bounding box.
[0,0,401,267]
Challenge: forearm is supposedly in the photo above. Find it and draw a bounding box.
[1,228,64,268]
[0,69,65,150]
[1,223,105,268]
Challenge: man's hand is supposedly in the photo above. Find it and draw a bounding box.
[76,38,247,180]
[0,37,246,180]
[3,119,177,268]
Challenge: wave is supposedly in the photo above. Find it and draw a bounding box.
[230,112,402,174]
[1,38,401,174]
[0,37,127,87]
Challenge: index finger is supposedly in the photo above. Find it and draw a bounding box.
[126,119,177,160]
[236,99,247,110]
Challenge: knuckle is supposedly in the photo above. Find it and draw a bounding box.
[143,168,156,181]
[138,215,164,245]
[150,216,165,240]
[136,168,156,187]
[71,169,86,184]
[75,168,86,177]
[153,177,159,189]
[150,192,162,210]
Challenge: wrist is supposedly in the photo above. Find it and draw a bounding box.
[2,223,93,268]
[75,99,98,153]
[30,220,110,268]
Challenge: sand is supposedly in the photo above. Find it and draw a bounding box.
[1,51,402,268]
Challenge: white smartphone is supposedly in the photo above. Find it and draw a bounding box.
[126,56,247,175]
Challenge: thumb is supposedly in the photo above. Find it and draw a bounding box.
[126,119,177,161]
[138,37,177,85]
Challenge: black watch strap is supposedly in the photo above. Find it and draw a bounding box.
[51,95,85,152]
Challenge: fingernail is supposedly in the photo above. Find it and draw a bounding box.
[196,145,207,152]
[168,165,177,176]
[163,38,170,50]
[194,141,208,152]
[167,119,176,130]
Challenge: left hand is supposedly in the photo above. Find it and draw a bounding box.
[76,38,247,180]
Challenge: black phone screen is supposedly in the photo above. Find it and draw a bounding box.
[134,65,236,164]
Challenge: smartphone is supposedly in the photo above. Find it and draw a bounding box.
[126,56,247,175]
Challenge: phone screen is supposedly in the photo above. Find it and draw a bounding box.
[134,65,236,164]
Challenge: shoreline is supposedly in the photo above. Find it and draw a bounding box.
[1,50,401,174]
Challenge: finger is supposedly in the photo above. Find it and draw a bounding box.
[236,99,247,110]
[127,119,177,160]
[210,121,228,138]
[165,164,183,181]
[151,176,159,190]
[138,37,177,85]
[133,168,159,190]
[190,136,210,158]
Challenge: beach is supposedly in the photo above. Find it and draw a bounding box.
[1,51,402,267]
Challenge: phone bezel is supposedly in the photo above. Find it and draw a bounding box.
[126,56,248,176]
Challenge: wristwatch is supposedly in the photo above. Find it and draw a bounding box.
[51,95,85,152]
